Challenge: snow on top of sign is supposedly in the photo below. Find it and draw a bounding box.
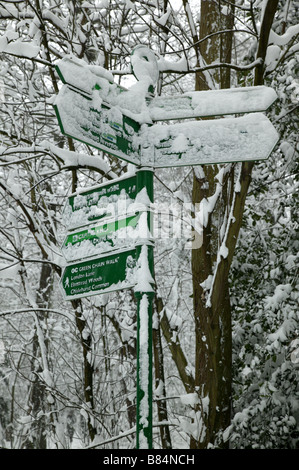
[70,170,136,199]
[56,56,152,124]
[54,54,278,169]
[56,55,153,125]
[187,86,277,115]
[137,112,279,167]
[63,189,137,230]
[56,54,114,89]
[54,82,149,159]
[62,226,132,261]
[63,175,137,231]
[55,54,278,130]
[62,217,143,262]
[54,80,278,167]
[115,80,153,123]
[148,86,278,121]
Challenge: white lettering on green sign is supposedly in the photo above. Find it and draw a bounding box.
[61,249,137,300]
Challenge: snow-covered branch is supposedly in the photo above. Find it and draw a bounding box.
[0,141,117,178]
[0,307,73,321]
[158,57,263,75]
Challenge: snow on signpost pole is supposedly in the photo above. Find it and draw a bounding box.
[134,168,155,449]
[130,47,158,450]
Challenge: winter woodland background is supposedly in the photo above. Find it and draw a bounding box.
[0,0,298,449]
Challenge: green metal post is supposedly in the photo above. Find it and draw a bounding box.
[135,168,154,449]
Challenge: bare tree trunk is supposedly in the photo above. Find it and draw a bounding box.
[189,0,235,449]
[24,262,52,449]
[191,167,234,448]
[72,299,97,442]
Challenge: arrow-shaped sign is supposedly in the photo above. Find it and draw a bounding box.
[148,86,278,121]
[139,112,279,167]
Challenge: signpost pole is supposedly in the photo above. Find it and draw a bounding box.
[135,168,154,449]
[135,288,154,449]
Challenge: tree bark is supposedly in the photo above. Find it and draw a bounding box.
[72,299,97,442]
[191,0,234,449]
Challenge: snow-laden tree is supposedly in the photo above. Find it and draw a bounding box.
[227,1,299,447]
[0,0,298,449]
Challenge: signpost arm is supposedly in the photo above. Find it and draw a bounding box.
[135,168,154,449]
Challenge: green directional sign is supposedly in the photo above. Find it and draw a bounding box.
[54,85,141,166]
[148,85,278,121]
[63,173,137,230]
[62,213,140,262]
[61,248,137,300]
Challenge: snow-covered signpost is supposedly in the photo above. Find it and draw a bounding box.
[54,46,279,449]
